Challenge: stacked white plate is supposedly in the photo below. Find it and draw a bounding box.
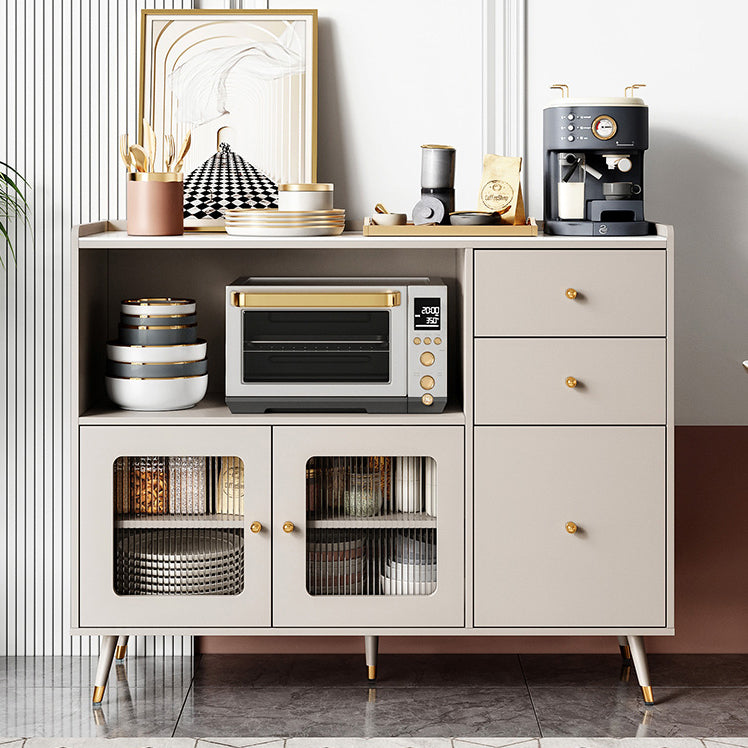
[224,208,346,237]
[115,529,244,596]
[106,298,208,411]
[380,533,437,596]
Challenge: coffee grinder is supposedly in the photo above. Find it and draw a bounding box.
[413,145,455,225]
[543,84,652,236]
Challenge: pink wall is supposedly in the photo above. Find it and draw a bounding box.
[200,426,748,654]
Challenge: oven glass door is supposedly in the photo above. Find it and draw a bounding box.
[242,310,391,383]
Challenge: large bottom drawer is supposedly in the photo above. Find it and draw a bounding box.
[473,426,666,627]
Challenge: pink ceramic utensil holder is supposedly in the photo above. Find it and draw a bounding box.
[127,172,184,236]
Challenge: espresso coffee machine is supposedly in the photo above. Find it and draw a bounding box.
[543,84,652,236]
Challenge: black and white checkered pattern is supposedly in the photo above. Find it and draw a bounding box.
[183,143,279,220]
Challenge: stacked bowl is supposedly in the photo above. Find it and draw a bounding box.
[380,533,437,596]
[106,298,208,411]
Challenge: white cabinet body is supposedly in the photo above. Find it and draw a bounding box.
[71,223,673,639]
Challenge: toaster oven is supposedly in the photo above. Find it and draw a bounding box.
[225,277,447,413]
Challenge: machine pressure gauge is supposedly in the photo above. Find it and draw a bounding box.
[592,115,617,140]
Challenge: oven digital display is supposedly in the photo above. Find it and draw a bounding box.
[414,297,441,329]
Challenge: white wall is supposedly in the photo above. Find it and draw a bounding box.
[526,0,748,424]
[274,0,485,222]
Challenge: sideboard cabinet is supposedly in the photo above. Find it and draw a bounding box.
[71,222,673,708]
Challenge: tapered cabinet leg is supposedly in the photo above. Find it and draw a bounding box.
[115,635,129,661]
[93,636,118,705]
[627,635,654,705]
[365,635,379,682]
[617,635,632,661]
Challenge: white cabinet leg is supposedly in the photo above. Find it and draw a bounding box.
[115,635,129,661]
[365,635,379,682]
[627,635,654,705]
[617,635,632,661]
[93,635,118,705]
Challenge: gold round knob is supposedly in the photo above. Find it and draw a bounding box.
[566,376,578,388]
[421,393,434,406]
[282,521,295,534]
[565,521,578,534]
[420,375,435,390]
[420,351,435,366]
[565,288,578,300]
[250,521,262,534]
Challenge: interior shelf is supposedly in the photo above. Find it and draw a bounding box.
[80,394,466,426]
[307,512,437,529]
[115,515,244,529]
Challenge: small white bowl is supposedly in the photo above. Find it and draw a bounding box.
[121,298,196,315]
[278,183,334,211]
[372,213,407,226]
[105,374,208,411]
[107,339,208,363]
[380,574,437,596]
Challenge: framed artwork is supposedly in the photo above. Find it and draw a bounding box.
[138,9,317,229]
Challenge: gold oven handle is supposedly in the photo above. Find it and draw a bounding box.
[231,291,402,308]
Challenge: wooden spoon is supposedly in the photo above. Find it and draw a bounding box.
[118,134,132,172]
[165,134,175,172]
[172,130,192,173]
[374,203,389,214]
[129,144,149,173]
[143,119,157,171]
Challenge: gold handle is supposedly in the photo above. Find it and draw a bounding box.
[250,521,262,534]
[566,376,578,388]
[565,521,578,534]
[283,521,295,534]
[565,288,578,300]
[231,291,401,308]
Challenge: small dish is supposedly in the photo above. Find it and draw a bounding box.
[371,213,407,226]
[278,183,334,211]
[107,339,207,363]
[120,298,196,315]
[106,358,208,379]
[105,374,208,411]
[449,211,503,226]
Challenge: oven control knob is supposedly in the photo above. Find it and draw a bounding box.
[420,351,435,366]
[421,393,434,406]
[420,375,435,390]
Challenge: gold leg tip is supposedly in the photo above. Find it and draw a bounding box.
[114,646,127,660]
[641,685,654,705]
[367,665,376,681]
[620,644,632,660]
[92,685,106,704]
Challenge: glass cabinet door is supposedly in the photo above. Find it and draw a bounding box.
[78,426,271,628]
[272,426,464,628]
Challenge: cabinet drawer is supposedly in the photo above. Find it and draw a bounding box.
[474,250,666,336]
[475,338,665,425]
[473,427,666,627]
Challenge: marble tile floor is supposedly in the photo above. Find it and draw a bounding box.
[1,655,748,738]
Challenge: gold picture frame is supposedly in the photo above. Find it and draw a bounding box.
[138,8,318,231]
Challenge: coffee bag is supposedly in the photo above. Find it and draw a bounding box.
[478,154,526,225]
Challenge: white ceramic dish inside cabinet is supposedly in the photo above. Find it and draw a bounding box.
[105,373,208,411]
[107,339,208,363]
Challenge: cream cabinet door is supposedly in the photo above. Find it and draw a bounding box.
[474,427,666,627]
[272,426,465,628]
[78,426,271,629]
[474,250,666,337]
[475,338,666,425]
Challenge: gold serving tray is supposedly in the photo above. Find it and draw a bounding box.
[362,216,538,237]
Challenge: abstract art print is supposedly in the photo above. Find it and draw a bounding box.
[139,9,317,228]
